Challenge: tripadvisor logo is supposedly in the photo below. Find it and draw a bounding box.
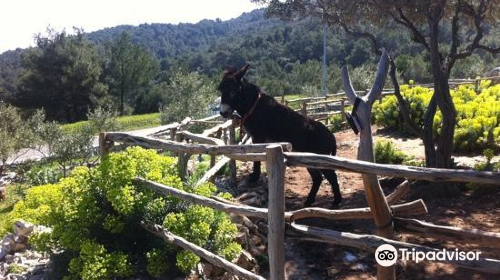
[375,244,482,266]
[375,244,398,267]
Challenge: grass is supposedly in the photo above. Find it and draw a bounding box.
[0,183,30,235]
[60,112,161,134]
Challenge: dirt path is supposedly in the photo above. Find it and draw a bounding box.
[231,127,500,280]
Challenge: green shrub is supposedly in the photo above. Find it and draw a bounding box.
[466,149,500,196]
[25,162,63,186]
[8,263,27,274]
[373,83,500,152]
[374,140,411,164]
[60,112,160,134]
[7,147,241,279]
[328,114,344,132]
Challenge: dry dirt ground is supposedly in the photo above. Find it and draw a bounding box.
[230,127,500,280]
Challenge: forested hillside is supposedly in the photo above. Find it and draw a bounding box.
[1,9,499,123]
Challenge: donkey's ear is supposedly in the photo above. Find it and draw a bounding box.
[235,64,250,81]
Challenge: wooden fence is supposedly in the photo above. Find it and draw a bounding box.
[97,65,500,280]
[99,130,500,280]
[282,74,500,128]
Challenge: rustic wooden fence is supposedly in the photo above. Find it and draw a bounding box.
[99,130,500,280]
[97,60,500,279]
[282,74,500,129]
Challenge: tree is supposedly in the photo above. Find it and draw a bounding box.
[0,103,33,174]
[15,28,108,123]
[103,32,159,115]
[159,71,216,124]
[255,0,500,168]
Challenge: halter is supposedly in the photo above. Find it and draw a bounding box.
[239,92,261,138]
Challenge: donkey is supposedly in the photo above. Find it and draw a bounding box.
[218,64,342,208]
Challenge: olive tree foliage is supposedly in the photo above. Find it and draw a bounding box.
[255,0,500,168]
[29,107,119,176]
[159,71,216,124]
[0,103,34,174]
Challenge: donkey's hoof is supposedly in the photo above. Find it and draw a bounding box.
[331,199,342,209]
[304,199,314,208]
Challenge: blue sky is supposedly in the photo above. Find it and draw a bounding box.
[0,0,262,53]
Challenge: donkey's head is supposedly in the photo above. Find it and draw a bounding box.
[218,64,250,118]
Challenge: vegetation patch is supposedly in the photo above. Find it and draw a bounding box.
[5,147,241,279]
[373,82,500,152]
[61,112,161,134]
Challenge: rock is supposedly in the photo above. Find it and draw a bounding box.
[14,235,29,246]
[0,243,13,260]
[250,235,261,246]
[342,251,358,263]
[219,272,239,280]
[14,221,34,237]
[200,262,214,278]
[234,231,248,246]
[4,254,14,263]
[7,274,27,280]
[2,234,16,247]
[235,250,258,273]
[28,275,44,280]
[0,186,6,201]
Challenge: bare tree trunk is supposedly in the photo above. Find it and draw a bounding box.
[428,16,457,169]
[422,95,437,168]
[434,75,456,168]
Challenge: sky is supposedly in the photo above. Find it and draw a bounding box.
[0,0,263,53]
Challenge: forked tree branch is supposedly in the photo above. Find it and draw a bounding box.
[366,49,390,104]
[388,57,424,137]
[341,66,358,104]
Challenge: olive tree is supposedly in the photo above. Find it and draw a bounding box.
[0,103,33,174]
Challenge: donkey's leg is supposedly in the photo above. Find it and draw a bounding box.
[321,169,342,209]
[304,168,323,207]
[248,136,264,183]
[248,161,261,183]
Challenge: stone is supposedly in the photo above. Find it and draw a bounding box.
[234,231,247,246]
[219,272,239,280]
[12,243,28,253]
[250,235,261,246]
[235,249,258,273]
[200,262,214,278]
[0,186,6,201]
[2,234,16,247]
[4,254,14,263]
[14,221,34,237]
[7,274,28,280]
[0,243,12,260]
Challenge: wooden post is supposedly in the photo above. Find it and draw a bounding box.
[342,50,395,280]
[170,126,178,157]
[266,145,286,280]
[228,122,237,186]
[281,93,285,104]
[176,132,190,181]
[210,129,222,168]
[340,99,346,122]
[99,132,112,157]
[170,126,178,142]
[223,128,228,145]
[301,101,307,116]
[475,78,480,93]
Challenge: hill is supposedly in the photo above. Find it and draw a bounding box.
[1,8,499,103]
